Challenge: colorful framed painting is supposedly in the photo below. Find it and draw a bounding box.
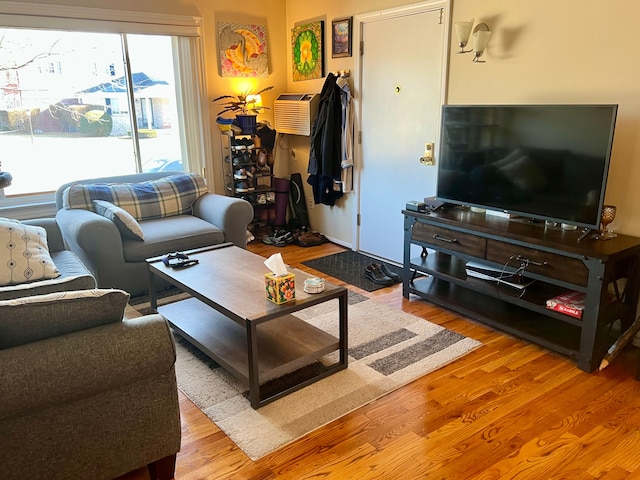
[332,17,352,58]
[291,20,324,82]
[218,22,268,78]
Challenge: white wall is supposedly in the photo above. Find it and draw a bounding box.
[448,0,640,236]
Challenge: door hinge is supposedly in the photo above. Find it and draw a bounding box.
[357,213,361,226]
[358,131,362,144]
[439,8,444,24]
[360,41,364,56]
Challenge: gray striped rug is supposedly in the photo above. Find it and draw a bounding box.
[129,293,482,461]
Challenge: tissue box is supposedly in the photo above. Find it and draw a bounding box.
[264,272,296,304]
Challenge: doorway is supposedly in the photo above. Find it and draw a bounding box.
[355,1,449,263]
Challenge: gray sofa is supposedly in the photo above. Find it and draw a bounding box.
[55,172,254,297]
[0,289,181,480]
[0,218,96,301]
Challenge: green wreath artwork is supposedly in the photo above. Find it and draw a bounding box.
[292,21,324,81]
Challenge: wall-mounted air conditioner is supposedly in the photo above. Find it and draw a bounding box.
[274,93,319,136]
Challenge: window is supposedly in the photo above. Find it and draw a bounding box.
[0,4,208,213]
[0,29,184,196]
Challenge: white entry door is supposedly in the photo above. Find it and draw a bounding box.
[357,3,448,263]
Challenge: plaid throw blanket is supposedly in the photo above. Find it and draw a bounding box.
[62,173,208,221]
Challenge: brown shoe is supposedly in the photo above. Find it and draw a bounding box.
[295,230,327,247]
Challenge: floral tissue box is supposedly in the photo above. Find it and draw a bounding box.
[264,272,296,304]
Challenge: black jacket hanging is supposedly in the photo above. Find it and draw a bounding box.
[308,73,343,206]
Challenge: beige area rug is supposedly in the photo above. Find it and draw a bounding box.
[129,292,482,461]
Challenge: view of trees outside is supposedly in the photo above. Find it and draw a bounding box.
[0,29,182,196]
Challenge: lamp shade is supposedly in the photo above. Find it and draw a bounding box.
[454,21,473,48]
[247,95,262,113]
[473,30,491,53]
[247,94,262,109]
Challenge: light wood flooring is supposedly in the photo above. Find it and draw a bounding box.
[123,240,640,480]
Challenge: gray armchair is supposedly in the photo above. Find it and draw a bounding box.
[0,289,181,480]
[55,172,253,297]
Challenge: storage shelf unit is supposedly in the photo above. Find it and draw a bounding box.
[221,131,275,228]
[402,208,640,372]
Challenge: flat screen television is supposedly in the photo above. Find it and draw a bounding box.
[436,104,618,230]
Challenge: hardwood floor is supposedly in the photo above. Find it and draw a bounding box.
[125,241,640,480]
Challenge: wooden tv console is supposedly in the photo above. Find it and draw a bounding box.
[402,208,640,372]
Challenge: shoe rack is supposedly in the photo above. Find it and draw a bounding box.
[221,131,276,231]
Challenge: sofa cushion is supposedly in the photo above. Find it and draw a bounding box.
[62,173,208,221]
[0,218,60,287]
[93,200,145,241]
[123,215,225,262]
[49,250,95,281]
[0,288,129,349]
[0,250,96,300]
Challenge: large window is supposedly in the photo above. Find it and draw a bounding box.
[0,4,208,217]
[0,28,185,196]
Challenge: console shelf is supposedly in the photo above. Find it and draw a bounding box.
[403,208,640,372]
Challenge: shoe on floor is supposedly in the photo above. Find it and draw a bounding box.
[372,263,401,283]
[273,229,294,245]
[262,230,292,247]
[294,230,327,247]
[364,264,394,285]
[262,235,275,245]
[263,236,287,247]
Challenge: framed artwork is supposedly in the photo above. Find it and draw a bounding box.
[218,22,268,78]
[332,17,352,58]
[291,20,324,82]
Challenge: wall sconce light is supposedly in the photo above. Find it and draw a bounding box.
[472,23,491,62]
[454,20,473,53]
[454,20,492,62]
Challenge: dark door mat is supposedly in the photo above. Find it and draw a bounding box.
[302,250,402,292]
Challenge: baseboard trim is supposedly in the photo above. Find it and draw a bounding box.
[323,235,351,249]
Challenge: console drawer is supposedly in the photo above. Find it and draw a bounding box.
[412,223,486,258]
[486,239,588,286]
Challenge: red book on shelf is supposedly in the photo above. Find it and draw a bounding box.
[546,291,585,319]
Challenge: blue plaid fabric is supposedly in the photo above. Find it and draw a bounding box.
[63,173,208,221]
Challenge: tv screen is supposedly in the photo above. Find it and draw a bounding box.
[436,104,618,230]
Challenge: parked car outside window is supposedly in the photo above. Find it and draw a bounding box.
[142,158,184,173]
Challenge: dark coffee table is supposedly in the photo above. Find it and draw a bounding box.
[146,244,348,408]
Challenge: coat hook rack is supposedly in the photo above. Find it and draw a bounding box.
[331,69,350,78]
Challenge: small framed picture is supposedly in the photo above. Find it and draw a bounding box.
[332,17,352,58]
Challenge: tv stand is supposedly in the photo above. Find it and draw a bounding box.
[403,207,640,372]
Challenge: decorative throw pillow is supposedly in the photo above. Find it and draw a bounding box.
[0,288,130,349]
[93,200,145,241]
[0,218,60,287]
[63,173,208,221]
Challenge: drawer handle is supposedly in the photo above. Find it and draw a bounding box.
[433,234,458,244]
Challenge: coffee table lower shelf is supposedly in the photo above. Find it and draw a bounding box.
[159,297,345,408]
